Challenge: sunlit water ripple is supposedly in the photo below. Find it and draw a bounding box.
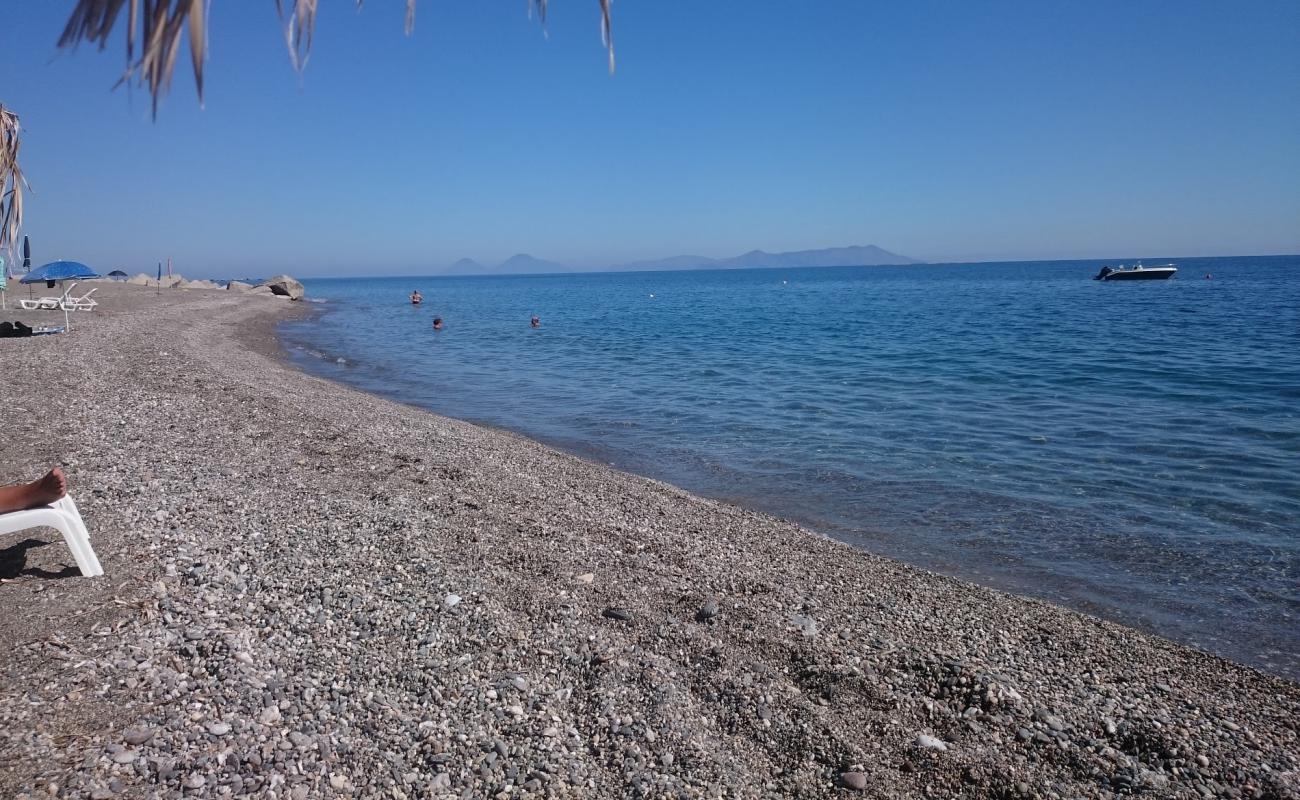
[281,257,1300,679]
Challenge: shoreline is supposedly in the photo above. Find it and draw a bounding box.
[280,293,1295,682]
[1,283,1297,798]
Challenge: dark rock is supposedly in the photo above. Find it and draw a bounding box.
[260,275,305,301]
[696,599,720,622]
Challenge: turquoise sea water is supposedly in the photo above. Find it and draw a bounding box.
[281,256,1300,679]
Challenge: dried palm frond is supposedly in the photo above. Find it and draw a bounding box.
[57,0,615,114]
[0,105,26,253]
[529,0,615,71]
[59,0,210,117]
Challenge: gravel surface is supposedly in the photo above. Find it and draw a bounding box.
[1,283,1297,799]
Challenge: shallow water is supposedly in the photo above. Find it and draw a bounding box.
[281,256,1300,679]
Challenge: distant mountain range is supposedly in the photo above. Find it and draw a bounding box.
[438,245,918,276]
[616,244,918,272]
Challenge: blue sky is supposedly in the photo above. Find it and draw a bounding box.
[3,1,1298,277]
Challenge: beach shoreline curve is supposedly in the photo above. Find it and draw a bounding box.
[1,283,1296,798]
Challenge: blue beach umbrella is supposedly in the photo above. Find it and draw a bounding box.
[21,260,100,284]
[16,261,98,332]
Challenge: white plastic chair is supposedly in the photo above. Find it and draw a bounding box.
[0,495,104,577]
[18,282,76,311]
[62,287,98,311]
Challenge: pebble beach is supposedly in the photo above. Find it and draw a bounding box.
[1,282,1296,799]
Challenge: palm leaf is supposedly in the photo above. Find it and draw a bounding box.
[57,1,616,114]
[0,105,27,253]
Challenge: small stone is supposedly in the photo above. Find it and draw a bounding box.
[602,607,632,621]
[840,771,868,790]
[330,774,347,790]
[1195,755,1210,768]
[444,593,461,609]
[696,599,720,622]
[915,734,948,751]
[660,752,674,768]
[123,728,155,746]
[182,774,206,790]
[90,789,116,800]
[575,573,595,584]
[111,750,139,765]
[206,722,231,736]
[258,705,282,726]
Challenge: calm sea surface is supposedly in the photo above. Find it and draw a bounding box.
[281,257,1300,679]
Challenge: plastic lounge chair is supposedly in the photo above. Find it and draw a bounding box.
[17,295,60,310]
[18,282,76,311]
[0,495,104,577]
[62,287,98,311]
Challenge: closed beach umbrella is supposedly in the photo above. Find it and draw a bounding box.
[21,235,31,300]
[20,260,100,284]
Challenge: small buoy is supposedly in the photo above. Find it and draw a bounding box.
[782,280,787,285]
[649,293,655,298]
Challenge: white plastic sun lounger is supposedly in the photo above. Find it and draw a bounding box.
[0,495,104,577]
[62,287,98,311]
[18,282,76,311]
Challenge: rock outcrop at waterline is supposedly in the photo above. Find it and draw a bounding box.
[262,274,305,301]
[115,273,304,299]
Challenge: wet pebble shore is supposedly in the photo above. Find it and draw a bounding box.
[1,284,1296,799]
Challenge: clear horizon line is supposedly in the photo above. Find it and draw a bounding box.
[293,252,1300,281]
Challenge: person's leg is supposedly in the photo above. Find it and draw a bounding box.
[0,468,67,513]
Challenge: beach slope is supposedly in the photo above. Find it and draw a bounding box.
[1,284,1296,798]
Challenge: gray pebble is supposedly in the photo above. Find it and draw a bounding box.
[122,728,155,746]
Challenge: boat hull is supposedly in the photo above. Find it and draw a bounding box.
[1100,267,1177,281]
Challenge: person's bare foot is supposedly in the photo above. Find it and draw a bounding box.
[30,468,67,506]
[0,467,68,514]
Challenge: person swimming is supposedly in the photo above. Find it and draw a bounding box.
[410,290,423,305]
[530,316,540,328]
[432,317,443,330]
